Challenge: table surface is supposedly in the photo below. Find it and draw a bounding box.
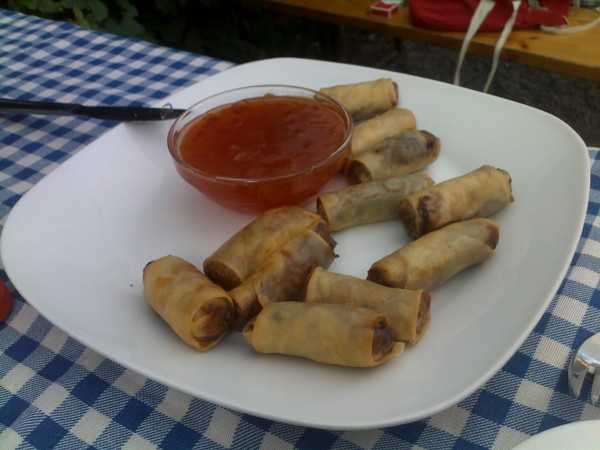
[249,0,600,81]
[1,8,599,450]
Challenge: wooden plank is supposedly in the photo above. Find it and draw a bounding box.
[247,0,600,81]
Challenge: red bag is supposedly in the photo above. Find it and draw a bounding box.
[408,0,576,92]
[410,0,570,31]
[409,0,600,92]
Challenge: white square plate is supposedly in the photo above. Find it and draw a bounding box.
[1,58,589,429]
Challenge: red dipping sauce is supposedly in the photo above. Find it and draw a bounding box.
[180,96,347,179]
[168,86,353,213]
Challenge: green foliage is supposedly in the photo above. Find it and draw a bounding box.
[6,0,145,38]
[4,0,325,62]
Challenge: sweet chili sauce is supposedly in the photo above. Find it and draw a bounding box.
[179,95,348,179]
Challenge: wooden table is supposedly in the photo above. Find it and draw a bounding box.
[248,0,600,82]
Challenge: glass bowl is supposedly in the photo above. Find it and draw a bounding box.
[167,85,353,213]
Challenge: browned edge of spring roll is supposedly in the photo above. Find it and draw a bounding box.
[317,171,434,231]
[142,255,234,351]
[351,108,417,157]
[345,129,441,184]
[242,302,404,367]
[228,228,336,331]
[320,78,398,121]
[367,217,500,291]
[304,267,432,345]
[398,165,513,238]
[203,206,335,291]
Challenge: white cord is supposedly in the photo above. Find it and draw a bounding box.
[453,0,496,87]
[454,1,600,92]
[484,0,521,93]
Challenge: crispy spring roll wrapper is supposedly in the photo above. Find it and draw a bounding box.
[204,206,335,290]
[319,78,398,121]
[346,129,441,184]
[304,267,431,345]
[351,108,417,157]
[142,255,234,351]
[317,172,434,231]
[228,229,336,331]
[368,218,500,291]
[243,302,404,367]
[398,165,513,238]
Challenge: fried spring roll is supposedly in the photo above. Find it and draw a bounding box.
[304,267,431,345]
[351,108,417,157]
[368,218,500,291]
[204,206,335,290]
[229,229,336,331]
[243,302,404,367]
[398,165,513,238]
[142,255,234,351]
[346,129,441,184]
[317,172,434,231]
[319,78,398,121]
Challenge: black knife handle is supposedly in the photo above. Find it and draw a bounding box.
[0,98,185,121]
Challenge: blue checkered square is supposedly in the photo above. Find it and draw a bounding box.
[5,335,39,362]
[503,351,534,378]
[71,374,111,407]
[472,391,512,422]
[386,420,427,442]
[27,417,68,450]
[161,422,202,449]
[114,398,154,431]
[0,396,29,427]
[39,355,74,382]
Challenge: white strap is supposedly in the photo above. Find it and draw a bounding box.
[454,0,522,93]
[484,0,521,92]
[455,1,600,91]
[454,0,524,93]
[453,0,496,87]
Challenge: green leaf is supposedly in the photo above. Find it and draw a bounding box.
[117,0,138,18]
[72,6,91,28]
[86,0,108,23]
[36,0,67,14]
[104,15,145,38]
[18,0,41,10]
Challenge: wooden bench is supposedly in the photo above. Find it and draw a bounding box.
[247,0,600,82]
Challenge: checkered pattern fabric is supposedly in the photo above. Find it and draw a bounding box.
[1,8,599,449]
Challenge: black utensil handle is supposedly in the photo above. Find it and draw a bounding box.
[0,98,185,121]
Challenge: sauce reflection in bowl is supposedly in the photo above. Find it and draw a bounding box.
[167,85,353,213]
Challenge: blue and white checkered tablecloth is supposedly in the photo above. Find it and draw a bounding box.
[1,8,599,450]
